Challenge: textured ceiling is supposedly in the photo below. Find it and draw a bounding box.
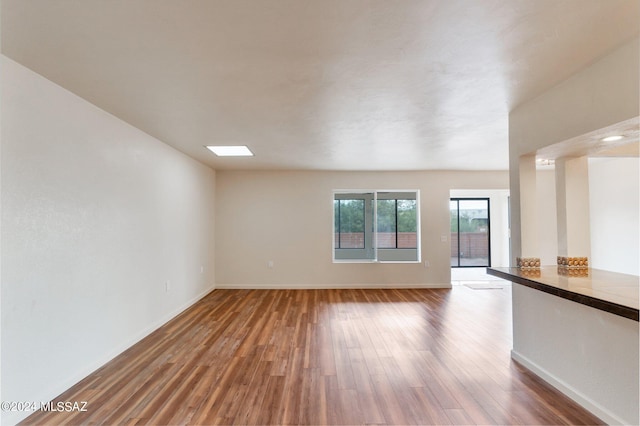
[2,0,639,171]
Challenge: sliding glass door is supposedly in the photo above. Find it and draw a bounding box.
[450,198,491,267]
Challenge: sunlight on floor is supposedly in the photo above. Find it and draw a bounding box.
[451,267,510,286]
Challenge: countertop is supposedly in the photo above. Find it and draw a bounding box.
[487,266,639,321]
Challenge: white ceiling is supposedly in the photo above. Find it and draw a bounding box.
[2,0,639,171]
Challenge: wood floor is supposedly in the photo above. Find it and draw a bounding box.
[22,286,604,425]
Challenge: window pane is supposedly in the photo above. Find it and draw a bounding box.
[458,199,489,267]
[376,200,396,248]
[397,199,417,248]
[334,190,419,262]
[338,199,365,248]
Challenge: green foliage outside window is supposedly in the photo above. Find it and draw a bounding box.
[450,211,488,233]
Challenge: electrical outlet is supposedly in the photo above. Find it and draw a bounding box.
[165,280,171,292]
[424,260,430,268]
[267,261,274,268]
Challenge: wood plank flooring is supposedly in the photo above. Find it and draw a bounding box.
[22,286,604,425]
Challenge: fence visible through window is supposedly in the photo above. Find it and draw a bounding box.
[334,191,420,263]
[450,198,491,267]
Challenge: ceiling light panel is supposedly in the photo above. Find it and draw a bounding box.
[206,145,254,157]
[601,135,624,142]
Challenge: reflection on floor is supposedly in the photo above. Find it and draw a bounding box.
[451,267,510,288]
[463,282,507,290]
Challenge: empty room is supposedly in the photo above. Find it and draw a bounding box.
[2,1,639,425]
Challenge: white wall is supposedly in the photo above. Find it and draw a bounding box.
[215,170,508,288]
[1,56,216,425]
[507,37,639,424]
[449,189,510,268]
[0,9,4,411]
[535,170,558,265]
[512,285,639,425]
[589,157,640,275]
[509,36,639,263]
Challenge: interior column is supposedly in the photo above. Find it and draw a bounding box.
[555,156,591,258]
[518,155,539,257]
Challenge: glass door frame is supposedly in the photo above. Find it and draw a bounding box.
[450,197,491,268]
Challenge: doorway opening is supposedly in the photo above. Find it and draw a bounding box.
[449,189,510,283]
[450,198,491,267]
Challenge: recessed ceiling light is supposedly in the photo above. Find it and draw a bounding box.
[601,135,624,142]
[206,145,254,157]
[536,158,555,166]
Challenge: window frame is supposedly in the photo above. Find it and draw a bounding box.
[333,189,421,263]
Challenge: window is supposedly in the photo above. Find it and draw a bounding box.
[333,190,420,262]
[450,198,491,267]
[334,199,365,249]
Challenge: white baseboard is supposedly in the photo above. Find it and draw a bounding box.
[6,284,216,426]
[215,283,452,289]
[511,350,626,425]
